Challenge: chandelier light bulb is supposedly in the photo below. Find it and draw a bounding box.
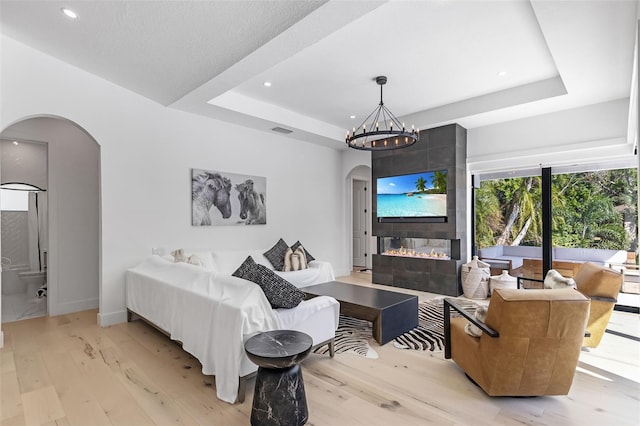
[61,8,78,19]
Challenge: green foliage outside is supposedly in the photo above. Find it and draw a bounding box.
[475,168,638,252]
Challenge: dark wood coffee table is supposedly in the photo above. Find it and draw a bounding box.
[303,281,418,345]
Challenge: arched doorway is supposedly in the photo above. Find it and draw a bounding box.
[0,116,101,323]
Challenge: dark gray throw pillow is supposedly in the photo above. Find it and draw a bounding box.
[232,255,261,283]
[233,256,305,309]
[291,241,315,263]
[264,238,289,271]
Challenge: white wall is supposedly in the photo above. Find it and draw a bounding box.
[1,35,345,327]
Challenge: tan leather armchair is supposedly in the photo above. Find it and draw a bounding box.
[516,261,623,348]
[572,262,623,348]
[444,288,590,396]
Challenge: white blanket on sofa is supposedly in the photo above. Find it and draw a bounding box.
[208,249,335,288]
[125,256,280,403]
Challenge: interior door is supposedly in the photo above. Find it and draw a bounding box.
[353,180,367,268]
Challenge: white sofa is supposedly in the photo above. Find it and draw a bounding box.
[478,245,542,271]
[125,251,338,404]
[207,248,336,288]
[479,245,627,272]
[553,247,627,266]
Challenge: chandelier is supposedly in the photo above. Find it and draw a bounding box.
[346,76,419,151]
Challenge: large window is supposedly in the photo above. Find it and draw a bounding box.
[475,166,638,274]
[552,169,637,252]
[475,169,542,250]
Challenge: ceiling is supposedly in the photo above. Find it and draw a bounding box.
[1,0,637,150]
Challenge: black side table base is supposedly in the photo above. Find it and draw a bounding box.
[251,364,308,426]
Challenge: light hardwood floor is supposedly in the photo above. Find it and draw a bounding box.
[1,271,639,425]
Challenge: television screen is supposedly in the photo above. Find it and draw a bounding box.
[376,170,447,221]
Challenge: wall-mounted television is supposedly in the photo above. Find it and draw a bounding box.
[376,170,448,223]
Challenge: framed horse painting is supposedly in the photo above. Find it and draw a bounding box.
[191,168,266,226]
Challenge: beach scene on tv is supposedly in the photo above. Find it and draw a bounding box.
[377,170,447,218]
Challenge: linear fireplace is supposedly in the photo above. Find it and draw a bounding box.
[378,237,452,260]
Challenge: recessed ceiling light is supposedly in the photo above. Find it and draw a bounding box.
[350,115,356,119]
[497,71,507,77]
[61,8,78,19]
[263,82,271,87]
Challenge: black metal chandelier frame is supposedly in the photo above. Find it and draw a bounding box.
[346,76,419,151]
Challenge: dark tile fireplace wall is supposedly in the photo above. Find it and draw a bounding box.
[372,124,467,296]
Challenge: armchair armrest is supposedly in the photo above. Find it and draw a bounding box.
[444,298,498,359]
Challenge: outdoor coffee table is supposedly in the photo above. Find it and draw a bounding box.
[303,281,418,345]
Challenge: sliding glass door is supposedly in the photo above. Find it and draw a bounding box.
[551,168,637,252]
[474,163,638,282]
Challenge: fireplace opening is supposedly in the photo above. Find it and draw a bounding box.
[378,237,451,260]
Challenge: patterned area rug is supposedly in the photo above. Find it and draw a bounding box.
[312,298,479,357]
[313,315,379,359]
[394,298,480,352]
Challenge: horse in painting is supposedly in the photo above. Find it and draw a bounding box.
[235,179,266,225]
[192,172,232,225]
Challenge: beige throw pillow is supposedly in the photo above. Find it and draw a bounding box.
[283,246,308,271]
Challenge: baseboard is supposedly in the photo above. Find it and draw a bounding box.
[97,309,127,327]
[50,298,98,317]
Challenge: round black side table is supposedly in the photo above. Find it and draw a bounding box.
[245,330,313,426]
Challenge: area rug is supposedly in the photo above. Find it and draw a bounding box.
[393,298,480,352]
[313,315,379,359]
